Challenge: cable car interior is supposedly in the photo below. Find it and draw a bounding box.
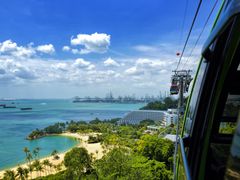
[176,0,240,179]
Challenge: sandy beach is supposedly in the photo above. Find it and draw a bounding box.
[0,132,104,179]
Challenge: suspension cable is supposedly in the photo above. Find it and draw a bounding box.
[178,0,189,48]
[175,0,203,70]
[182,0,218,69]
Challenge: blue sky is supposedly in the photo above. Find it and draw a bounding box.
[0,0,222,98]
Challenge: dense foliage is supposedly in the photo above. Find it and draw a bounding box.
[140,97,178,110]
[34,118,173,179]
[23,117,174,179]
[64,147,92,179]
[27,123,65,140]
[95,147,172,179]
[27,118,120,140]
[88,134,103,143]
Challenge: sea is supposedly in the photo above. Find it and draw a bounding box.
[0,99,145,170]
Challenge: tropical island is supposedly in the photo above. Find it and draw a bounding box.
[1,116,175,180]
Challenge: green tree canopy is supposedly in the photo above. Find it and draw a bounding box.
[64,147,92,179]
[94,147,131,179]
[135,134,174,169]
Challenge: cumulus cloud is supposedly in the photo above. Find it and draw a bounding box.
[0,39,190,96]
[0,40,56,58]
[13,67,36,80]
[125,66,144,76]
[73,58,91,68]
[52,63,69,71]
[36,44,55,54]
[70,32,110,54]
[62,46,70,52]
[103,58,120,67]
[0,40,36,57]
[0,40,17,53]
[71,49,80,54]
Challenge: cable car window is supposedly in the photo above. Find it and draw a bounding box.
[224,110,240,179]
[206,59,240,179]
[219,95,240,135]
[184,60,208,135]
[219,122,237,134]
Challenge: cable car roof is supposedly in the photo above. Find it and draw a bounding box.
[202,0,240,56]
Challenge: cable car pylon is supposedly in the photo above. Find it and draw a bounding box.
[170,69,192,177]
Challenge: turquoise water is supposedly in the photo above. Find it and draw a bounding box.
[0,99,145,170]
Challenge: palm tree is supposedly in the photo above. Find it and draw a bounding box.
[27,164,34,179]
[23,147,30,158]
[47,162,53,174]
[16,166,25,180]
[23,168,29,180]
[23,147,32,165]
[32,160,41,177]
[3,170,16,180]
[55,163,62,172]
[32,147,40,160]
[36,163,44,177]
[53,165,58,173]
[26,153,33,166]
[35,147,40,159]
[51,150,59,160]
[42,159,50,175]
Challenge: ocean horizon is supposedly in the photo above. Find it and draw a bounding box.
[0,99,145,170]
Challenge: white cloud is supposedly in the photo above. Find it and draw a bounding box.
[125,66,144,76]
[103,57,120,67]
[0,40,57,58]
[12,46,36,57]
[36,44,55,54]
[70,32,110,54]
[71,49,79,54]
[136,58,171,68]
[0,40,17,53]
[62,46,70,52]
[72,58,91,69]
[133,82,156,88]
[87,64,95,70]
[0,40,36,57]
[52,63,69,71]
[13,67,36,80]
[133,45,158,52]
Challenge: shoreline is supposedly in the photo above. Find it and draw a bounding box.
[0,132,104,179]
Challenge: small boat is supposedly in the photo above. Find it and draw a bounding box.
[0,104,6,107]
[3,105,16,108]
[20,107,32,110]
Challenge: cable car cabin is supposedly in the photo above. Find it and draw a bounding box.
[176,1,240,180]
[170,84,179,95]
[171,75,179,95]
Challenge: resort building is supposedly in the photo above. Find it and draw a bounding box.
[163,109,178,126]
[163,134,176,142]
[118,110,165,125]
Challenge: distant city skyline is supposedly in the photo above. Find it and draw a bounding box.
[0,0,221,98]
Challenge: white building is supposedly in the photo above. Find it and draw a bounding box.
[118,110,165,125]
[163,109,178,126]
[164,134,176,142]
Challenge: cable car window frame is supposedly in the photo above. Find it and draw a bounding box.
[183,60,208,136]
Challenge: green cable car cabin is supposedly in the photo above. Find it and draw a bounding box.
[176,0,240,179]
